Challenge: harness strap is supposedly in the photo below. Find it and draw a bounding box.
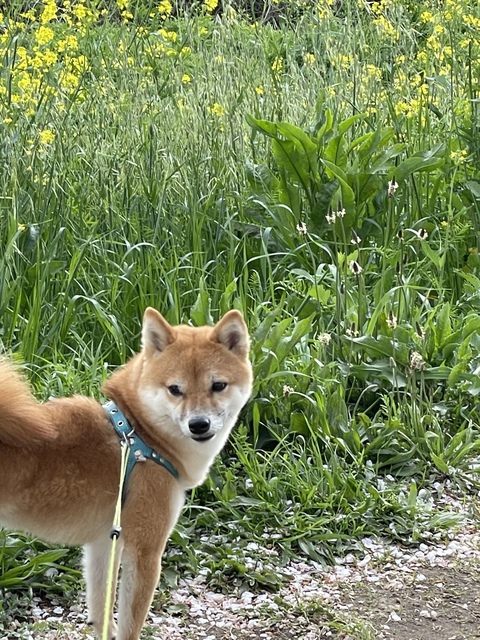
[103,400,179,504]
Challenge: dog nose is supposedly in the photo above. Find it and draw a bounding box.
[188,417,211,435]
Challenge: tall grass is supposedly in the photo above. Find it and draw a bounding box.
[1,0,480,590]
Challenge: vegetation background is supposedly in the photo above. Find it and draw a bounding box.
[1,0,480,621]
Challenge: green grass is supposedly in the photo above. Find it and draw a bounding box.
[1,0,480,598]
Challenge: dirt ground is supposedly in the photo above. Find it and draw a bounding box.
[2,547,480,640]
[153,557,480,640]
[348,562,480,640]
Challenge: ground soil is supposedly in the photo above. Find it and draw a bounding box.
[347,562,480,640]
[147,556,480,640]
[2,548,480,639]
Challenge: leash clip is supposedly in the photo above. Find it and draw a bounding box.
[110,526,122,540]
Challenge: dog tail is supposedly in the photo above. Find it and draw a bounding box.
[0,359,56,447]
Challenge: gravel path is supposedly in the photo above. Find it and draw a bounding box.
[2,491,480,639]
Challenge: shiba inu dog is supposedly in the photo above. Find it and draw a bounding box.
[0,308,253,640]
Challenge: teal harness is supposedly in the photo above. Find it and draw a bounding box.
[103,400,179,504]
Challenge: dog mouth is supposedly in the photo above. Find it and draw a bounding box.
[191,433,216,442]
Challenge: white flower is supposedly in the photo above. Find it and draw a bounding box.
[386,311,397,329]
[296,221,308,235]
[410,228,428,240]
[410,351,426,371]
[346,323,359,338]
[388,178,399,197]
[319,333,331,346]
[326,212,336,224]
[351,230,361,245]
[349,260,362,275]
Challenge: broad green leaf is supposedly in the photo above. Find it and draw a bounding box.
[338,112,367,135]
[276,122,317,172]
[407,481,418,507]
[272,139,311,191]
[421,240,445,269]
[219,280,237,315]
[369,143,406,174]
[435,302,452,350]
[311,179,339,229]
[325,134,348,171]
[447,361,465,387]
[321,159,355,212]
[316,107,334,142]
[349,334,410,364]
[465,180,480,199]
[430,452,450,474]
[357,127,395,164]
[245,114,278,138]
[353,173,383,204]
[190,285,212,326]
[246,161,280,193]
[394,144,445,182]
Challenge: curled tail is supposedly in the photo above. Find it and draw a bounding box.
[0,359,56,447]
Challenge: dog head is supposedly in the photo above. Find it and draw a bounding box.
[136,308,252,444]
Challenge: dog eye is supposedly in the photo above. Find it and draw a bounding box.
[211,382,227,392]
[168,385,183,397]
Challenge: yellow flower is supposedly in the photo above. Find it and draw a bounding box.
[35,25,54,46]
[420,11,434,22]
[373,15,399,40]
[159,28,177,42]
[181,74,191,83]
[41,0,57,23]
[416,51,428,65]
[61,71,80,90]
[208,102,225,117]
[271,57,283,73]
[57,35,79,52]
[204,0,218,12]
[419,83,429,96]
[18,72,32,91]
[39,129,55,145]
[365,64,382,81]
[303,53,316,66]
[43,50,58,66]
[450,149,468,165]
[158,0,172,17]
[72,4,88,20]
[255,85,264,95]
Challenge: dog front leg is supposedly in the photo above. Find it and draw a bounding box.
[84,536,123,639]
[115,545,162,640]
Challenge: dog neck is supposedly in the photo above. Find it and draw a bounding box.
[103,400,179,504]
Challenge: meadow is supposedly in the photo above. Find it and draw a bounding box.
[1,0,480,614]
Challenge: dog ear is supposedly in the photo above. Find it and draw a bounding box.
[212,310,250,357]
[142,308,174,353]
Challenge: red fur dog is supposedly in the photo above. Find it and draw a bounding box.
[0,308,253,640]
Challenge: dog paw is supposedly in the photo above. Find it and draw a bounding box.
[89,618,117,639]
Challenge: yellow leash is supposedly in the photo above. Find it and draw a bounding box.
[102,439,129,640]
